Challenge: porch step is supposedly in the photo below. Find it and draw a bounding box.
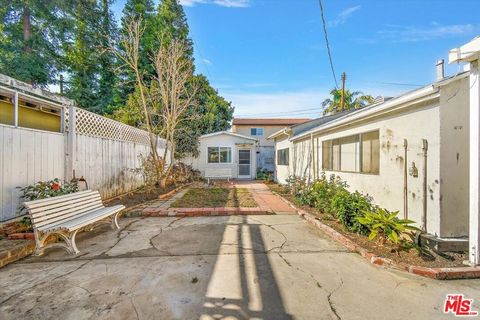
[419,233,468,253]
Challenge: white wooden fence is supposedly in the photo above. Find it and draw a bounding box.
[0,106,166,222]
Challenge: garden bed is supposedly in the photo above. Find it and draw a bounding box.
[267,183,468,269]
[105,184,179,209]
[170,187,257,208]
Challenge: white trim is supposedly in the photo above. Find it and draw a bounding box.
[237,148,252,179]
[200,131,258,141]
[206,146,233,164]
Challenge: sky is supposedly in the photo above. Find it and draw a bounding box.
[111,0,480,118]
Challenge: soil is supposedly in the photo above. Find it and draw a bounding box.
[170,187,257,208]
[105,185,178,209]
[267,183,468,269]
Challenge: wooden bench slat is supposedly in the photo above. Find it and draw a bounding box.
[29,193,102,217]
[25,190,98,209]
[32,199,103,224]
[33,201,105,227]
[40,205,125,232]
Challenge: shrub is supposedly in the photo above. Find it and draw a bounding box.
[19,178,79,214]
[356,208,419,244]
[256,169,274,182]
[331,190,373,235]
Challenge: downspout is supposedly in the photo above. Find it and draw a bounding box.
[422,139,428,232]
[403,139,408,219]
[310,133,315,181]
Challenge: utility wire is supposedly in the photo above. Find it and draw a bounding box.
[318,0,338,88]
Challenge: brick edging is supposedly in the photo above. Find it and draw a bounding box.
[0,241,35,268]
[271,189,480,280]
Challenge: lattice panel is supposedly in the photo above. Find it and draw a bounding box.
[64,107,151,145]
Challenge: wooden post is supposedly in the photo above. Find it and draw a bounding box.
[340,72,346,112]
[59,75,64,96]
[13,91,19,127]
[65,105,77,182]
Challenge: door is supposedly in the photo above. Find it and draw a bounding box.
[238,149,251,179]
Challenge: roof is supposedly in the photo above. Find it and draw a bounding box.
[199,131,258,141]
[232,118,311,126]
[291,84,442,142]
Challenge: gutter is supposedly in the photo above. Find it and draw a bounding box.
[291,85,439,142]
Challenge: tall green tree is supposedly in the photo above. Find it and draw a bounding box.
[0,1,65,86]
[115,0,156,106]
[97,0,117,114]
[64,0,101,112]
[322,88,374,115]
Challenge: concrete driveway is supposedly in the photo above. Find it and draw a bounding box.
[1,214,479,319]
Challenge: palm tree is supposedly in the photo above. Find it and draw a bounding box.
[321,88,374,115]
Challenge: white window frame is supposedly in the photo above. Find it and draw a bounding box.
[207,146,232,164]
[250,127,264,136]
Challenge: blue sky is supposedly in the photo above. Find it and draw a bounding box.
[112,0,480,118]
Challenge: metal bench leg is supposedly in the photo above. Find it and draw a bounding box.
[67,229,80,255]
[111,212,121,229]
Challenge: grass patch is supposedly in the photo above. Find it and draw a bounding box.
[171,187,257,208]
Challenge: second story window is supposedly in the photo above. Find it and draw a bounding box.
[250,127,264,136]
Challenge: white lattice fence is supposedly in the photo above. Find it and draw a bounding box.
[65,107,151,145]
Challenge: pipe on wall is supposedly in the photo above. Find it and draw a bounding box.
[403,139,408,219]
[422,139,429,232]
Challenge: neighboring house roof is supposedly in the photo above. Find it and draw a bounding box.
[232,118,311,126]
[200,131,258,141]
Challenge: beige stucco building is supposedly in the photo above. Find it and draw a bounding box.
[269,63,471,245]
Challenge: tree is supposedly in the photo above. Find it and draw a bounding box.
[115,0,156,107]
[0,1,66,86]
[322,88,374,115]
[175,75,233,158]
[64,0,101,112]
[113,19,198,187]
[97,0,118,114]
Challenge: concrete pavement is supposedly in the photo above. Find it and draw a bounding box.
[1,214,479,319]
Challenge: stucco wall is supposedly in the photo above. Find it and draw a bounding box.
[274,136,293,184]
[182,134,257,179]
[279,99,443,236]
[439,76,470,237]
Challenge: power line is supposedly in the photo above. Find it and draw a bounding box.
[318,0,338,88]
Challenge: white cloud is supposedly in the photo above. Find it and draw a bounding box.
[179,0,249,7]
[377,23,479,42]
[202,58,212,65]
[328,5,361,27]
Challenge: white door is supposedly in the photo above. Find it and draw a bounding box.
[238,149,251,179]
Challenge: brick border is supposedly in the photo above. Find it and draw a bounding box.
[135,207,272,217]
[0,240,35,268]
[272,190,480,280]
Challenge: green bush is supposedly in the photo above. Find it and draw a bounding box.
[286,173,418,245]
[331,189,373,235]
[356,208,419,244]
[19,178,79,214]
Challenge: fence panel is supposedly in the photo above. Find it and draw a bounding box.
[0,125,65,221]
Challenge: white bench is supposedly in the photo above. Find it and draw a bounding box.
[205,168,233,184]
[24,190,125,256]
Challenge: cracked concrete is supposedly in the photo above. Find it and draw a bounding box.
[1,215,480,319]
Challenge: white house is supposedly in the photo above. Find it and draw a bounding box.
[183,131,258,180]
[269,37,480,265]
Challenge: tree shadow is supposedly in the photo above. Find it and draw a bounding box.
[199,216,293,319]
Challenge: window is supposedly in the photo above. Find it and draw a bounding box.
[250,128,264,136]
[322,130,379,174]
[277,148,289,165]
[207,147,232,163]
